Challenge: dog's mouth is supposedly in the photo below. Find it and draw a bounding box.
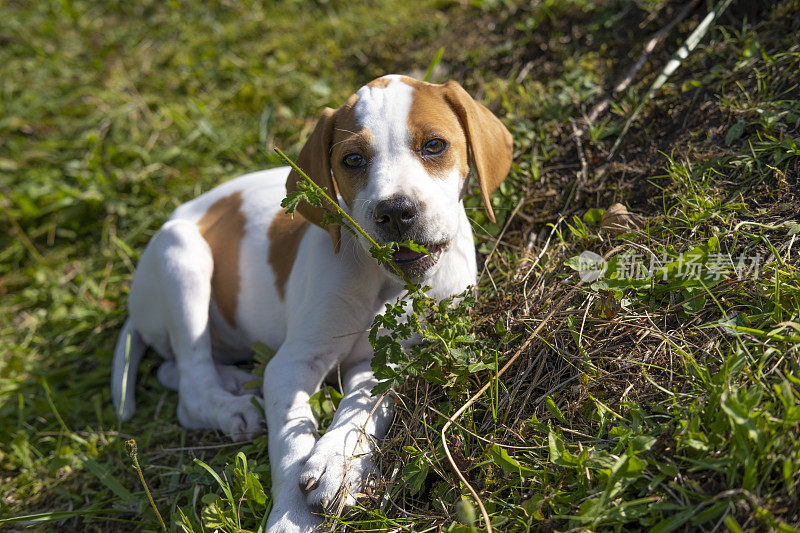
[392,242,445,264]
[388,241,449,278]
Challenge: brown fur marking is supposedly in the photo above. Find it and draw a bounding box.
[267,211,309,300]
[198,192,246,328]
[366,77,393,89]
[329,93,370,208]
[403,78,470,178]
[439,80,514,223]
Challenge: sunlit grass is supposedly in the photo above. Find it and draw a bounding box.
[1,0,798,531]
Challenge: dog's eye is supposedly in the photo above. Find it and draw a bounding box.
[422,138,447,155]
[342,153,366,168]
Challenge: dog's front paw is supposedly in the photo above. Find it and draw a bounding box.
[298,430,377,511]
[266,499,324,533]
[220,395,264,441]
[177,392,264,441]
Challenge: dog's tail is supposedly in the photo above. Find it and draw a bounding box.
[111,318,146,421]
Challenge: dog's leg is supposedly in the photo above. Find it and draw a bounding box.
[298,340,394,512]
[138,221,263,441]
[263,340,346,532]
[262,232,392,531]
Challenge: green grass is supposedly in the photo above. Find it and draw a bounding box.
[2,0,799,531]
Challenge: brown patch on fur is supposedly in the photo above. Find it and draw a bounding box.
[267,210,309,300]
[198,192,246,328]
[403,77,513,222]
[403,79,470,179]
[367,77,393,89]
[284,93,369,252]
[329,94,371,208]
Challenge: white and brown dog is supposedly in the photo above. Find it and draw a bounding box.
[111,74,512,532]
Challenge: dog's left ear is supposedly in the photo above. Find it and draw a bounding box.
[285,107,342,252]
[443,80,513,224]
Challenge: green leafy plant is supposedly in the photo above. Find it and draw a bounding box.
[183,453,270,533]
[369,288,491,395]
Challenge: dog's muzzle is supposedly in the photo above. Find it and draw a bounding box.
[373,195,419,242]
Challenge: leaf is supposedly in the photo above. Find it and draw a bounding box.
[723,515,745,533]
[601,203,642,235]
[467,361,488,373]
[402,456,429,495]
[725,119,746,145]
[617,453,647,479]
[565,251,607,283]
[370,243,396,264]
[691,501,727,525]
[280,190,308,214]
[545,396,568,424]
[308,385,342,428]
[783,459,796,495]
[521,494,545,520]
[548,427,577,466]
[487,444,535,478]
[681,290,707,314]
[320,210,345,229]
[629,435,657,453]
[651,508,694,533]
[582,208,605,225]
[720,389,764,449]
[252,341,276,364]
[194,459,235,512]
[245,471,267,506]
[236,452,267,506]
[397,239,430,255]
[77,453,137,506]
[423,47,445,82]
[370,380,393,396]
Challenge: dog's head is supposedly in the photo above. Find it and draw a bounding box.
[286,75,513,281]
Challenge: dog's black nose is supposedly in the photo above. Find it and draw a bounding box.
[374,196,419,239]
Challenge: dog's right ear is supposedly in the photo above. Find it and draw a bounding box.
[285,107,342,253]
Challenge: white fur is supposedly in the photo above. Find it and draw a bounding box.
[111,76,484,532]
[351,77,466,263]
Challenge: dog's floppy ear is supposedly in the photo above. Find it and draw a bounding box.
[443,81,513,223]
[285,107,342,252]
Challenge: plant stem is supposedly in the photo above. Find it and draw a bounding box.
[126,439,167,533]
[274,147,413,284]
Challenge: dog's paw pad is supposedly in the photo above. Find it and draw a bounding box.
[298,440,375,511]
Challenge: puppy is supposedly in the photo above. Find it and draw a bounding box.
[111,74,513,531]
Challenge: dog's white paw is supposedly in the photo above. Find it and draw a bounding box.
[266,498,324,533]
[217,364,261,397]
[222,395,264,441]
[179,394,264,442]
[298,430,376,511]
